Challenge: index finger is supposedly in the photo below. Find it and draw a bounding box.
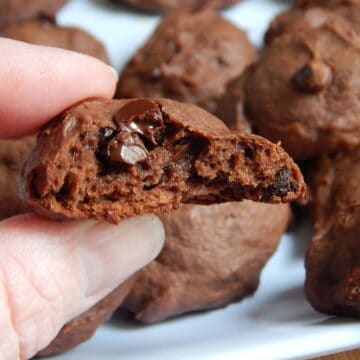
[0,38,118,139]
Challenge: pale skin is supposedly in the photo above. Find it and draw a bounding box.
[0,39,165,360]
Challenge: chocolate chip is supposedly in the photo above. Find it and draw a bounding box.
[120,144,148,165]
[150,67,162,80]
[100,132,149,166]
[262,167,298,200]
[116,99,158,122]
[244,146,254,159]
[115,99,164,146]
[294,59,332,93]
[99,127,116,143]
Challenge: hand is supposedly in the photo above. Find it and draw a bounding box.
[0,39,165,360]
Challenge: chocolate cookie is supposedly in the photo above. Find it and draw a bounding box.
[116,10,257,114]
[118,0,241,12]
[20,98,305,223]
[238,4,360,160]
[124,201,291,323]
[38,277,135,357]
[0,0,68,28]
[0,137,35,220]
[1,19,109,63]
[306,149,360,317]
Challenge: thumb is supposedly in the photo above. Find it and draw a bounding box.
[0,214,164,360]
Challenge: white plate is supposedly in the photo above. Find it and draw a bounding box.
[51,1,360,359]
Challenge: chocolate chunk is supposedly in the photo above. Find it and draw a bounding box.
[100,132,149,166]
[294,60,332,93]
[20,98,306,224]
[99,127,116,142]
[115,99,164,146]
[262,167,298,201]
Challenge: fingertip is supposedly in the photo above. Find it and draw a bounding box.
[106,64,119,84]
[141,214,166,260]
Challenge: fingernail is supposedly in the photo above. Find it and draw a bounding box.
[107,65,119,83]
[77,215,165,297]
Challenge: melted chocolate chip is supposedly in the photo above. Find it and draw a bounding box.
[100,132,148,166]
[114,99,164,146]
[96,100,167,169]
[99,127,116,142]
[294,59,332,93]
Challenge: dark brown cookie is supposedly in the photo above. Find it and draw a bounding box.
[0,137,35,220]
[0,0,68,28]
[20,98,305,223]
[38,277,135,357]
[239,4,360,160]
[124,201,291,323]
[306,149,360,317]
[117,0,241,12]
[116,10,257,114]
[1,19,109,63]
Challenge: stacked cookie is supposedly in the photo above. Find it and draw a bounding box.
[219,0,360,318]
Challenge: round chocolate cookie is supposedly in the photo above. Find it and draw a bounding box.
[20,98,305,223]
[0,0,68,28]
[306,149,360,317]
[1,19,109,63]
[240,4,360,160]
[118,0,241,13]
[116,10,257,114]
[124,201,291,323]
[0,137,35,220]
